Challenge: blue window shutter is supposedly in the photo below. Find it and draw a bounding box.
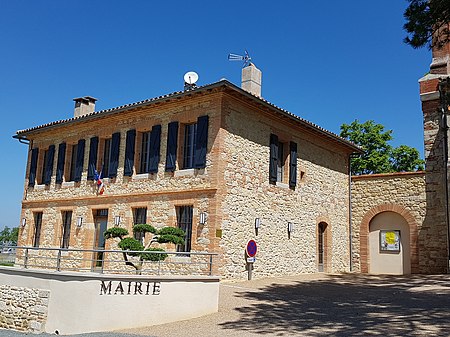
[43,145,55,185]
[56,143,66,184]
[289,141,297,189]
[109,132,121,178]
[149,124,161,173]
[28,148,39,187]
[269,134,278,183]
[194,115,208,169]
[165,122,179,172]
[74,139,85,182]
[87,137,98,180]
[124,130,136,177]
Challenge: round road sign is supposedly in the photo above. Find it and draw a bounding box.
[246,240,257,257]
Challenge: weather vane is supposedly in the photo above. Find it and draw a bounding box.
[228,50,252,68]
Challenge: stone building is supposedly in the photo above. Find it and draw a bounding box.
[14,64,360,279]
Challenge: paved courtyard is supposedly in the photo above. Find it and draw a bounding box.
[122,273,450,337]
[1,273,450,337]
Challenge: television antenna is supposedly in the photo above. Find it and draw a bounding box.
[228,50,252,68]
[183,71,199,90]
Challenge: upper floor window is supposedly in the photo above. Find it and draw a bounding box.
[99,132,120,178]
[137,125,161,175]
[66,140,85,182]
[165,115,208,172]
[269,134,297,189]
[182,123,197,169]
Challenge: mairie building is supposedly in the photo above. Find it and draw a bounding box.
[14,64,361,279]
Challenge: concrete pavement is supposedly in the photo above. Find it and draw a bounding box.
[120,273,450,337]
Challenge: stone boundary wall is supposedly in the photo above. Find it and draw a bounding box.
[351,172,426,273]
[0,285,49,333]
[0,267,219,335]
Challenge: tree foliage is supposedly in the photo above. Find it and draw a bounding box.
[104,224,185,273]
[340,120,424,175]
[0,227,19,245]
[403,0,450,49]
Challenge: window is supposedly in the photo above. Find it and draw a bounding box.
[269,134,297,189]
[39,149,49,185]
[182,123,197,169]
[33,212,43,248]
[139,131,151,173]
[69,144,78,182]
[61,211,72,249]
[102,139,111,178]
[67,140,85,182]
[277,142,285,182]
[176,206,193,253]
[133,208,147,243]
[99,132,120,178]
[28,148,39,187]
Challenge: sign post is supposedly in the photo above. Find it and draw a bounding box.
[246,240,257,280]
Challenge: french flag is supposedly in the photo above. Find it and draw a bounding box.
[94,169,105,195]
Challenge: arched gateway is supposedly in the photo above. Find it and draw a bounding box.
[359,204,419,274]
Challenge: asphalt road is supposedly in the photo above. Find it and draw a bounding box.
[1,273,450,337]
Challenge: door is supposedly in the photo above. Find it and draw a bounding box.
[92,210,108,271]
[318,223,327,272]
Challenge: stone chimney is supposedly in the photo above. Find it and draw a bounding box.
[73,96,97,118]
[430,23,450,75]
[241,63,262,97]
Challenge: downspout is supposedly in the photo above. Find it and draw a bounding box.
[439,79,450,272]
[348,153,356,272]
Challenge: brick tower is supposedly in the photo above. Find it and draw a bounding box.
[419,25,450,273]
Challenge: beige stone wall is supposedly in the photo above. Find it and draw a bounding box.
[351,172,426,273]
[18,93,223,268]
[0,284,49,333]
[17,89,355,279]
[218,95,352,279]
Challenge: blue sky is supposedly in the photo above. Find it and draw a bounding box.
[0,1,430,229]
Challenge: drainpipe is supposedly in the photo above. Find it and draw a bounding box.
[439,79,450,273]
[348,153,354,272]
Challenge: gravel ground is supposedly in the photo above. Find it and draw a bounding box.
[2,273,450,337]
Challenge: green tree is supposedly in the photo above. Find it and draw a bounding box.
[403,0,450,49]
[0,226,19,245]
[104,224,185,273]
[340,120,425,175]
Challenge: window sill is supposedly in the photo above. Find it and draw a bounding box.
[61,181,75,188]
[275,182,290,189]
[174,168,206,177]
[134,173,157,180]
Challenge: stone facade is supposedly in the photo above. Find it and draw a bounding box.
[351,172,426,273]
[0,284,49,333]
[15,81,358,279]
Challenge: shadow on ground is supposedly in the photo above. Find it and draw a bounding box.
[219,274,450,336]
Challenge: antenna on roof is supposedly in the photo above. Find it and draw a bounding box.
[228,50,252,68]
[183,71,199,90]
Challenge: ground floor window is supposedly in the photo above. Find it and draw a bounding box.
[33,212,43,247]
[61,211,72,249]
[133,207,147,243]
[176,206,193,253]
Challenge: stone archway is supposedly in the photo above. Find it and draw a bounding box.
[359,204,419,274]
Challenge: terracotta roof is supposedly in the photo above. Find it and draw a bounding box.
[14,80,362,153]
